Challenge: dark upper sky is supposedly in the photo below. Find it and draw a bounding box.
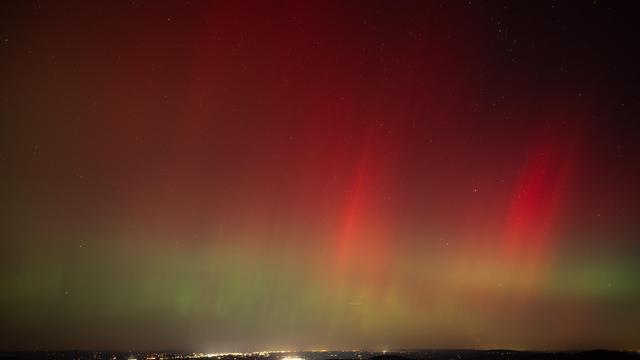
[1,0,639,352]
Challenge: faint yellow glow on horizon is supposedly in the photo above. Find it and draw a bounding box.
[281,356,304,360]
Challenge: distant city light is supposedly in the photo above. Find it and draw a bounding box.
[281,356,304,360]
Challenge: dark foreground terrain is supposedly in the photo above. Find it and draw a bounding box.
[1,350,639,360]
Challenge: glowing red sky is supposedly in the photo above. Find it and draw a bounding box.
[1,0,639,352]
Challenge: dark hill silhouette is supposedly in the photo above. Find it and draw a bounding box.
[363,350,640,360]
[369,356,409,360]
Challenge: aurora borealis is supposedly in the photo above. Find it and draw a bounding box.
[1,0,640,352]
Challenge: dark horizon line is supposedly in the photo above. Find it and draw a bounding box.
[1,348,637,353]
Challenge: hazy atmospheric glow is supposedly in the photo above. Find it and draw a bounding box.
[1,0,639,352]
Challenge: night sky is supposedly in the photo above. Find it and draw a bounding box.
[1,0,640,352]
